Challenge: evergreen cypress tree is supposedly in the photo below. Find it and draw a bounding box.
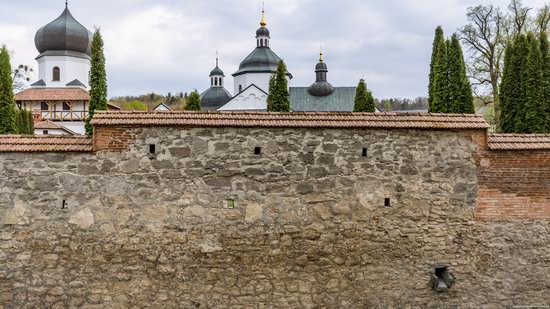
[499,43,514,133]
[523,33,545,133]
[267,61,290,112]
[429,27,445,109]
[85,29,108,135]
[184,91,201,111]
[540,32,550,132]
[429,35,449,113]
[27,110,34,134]
[15,110,22,134]
[448,34,475,114]
[0,46,17,134]
[353,79,375,112]
[266,74,276,112]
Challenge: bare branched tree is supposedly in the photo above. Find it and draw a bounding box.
[509,0,532,34]
[459,4,507,127]
[536,4,550,33]
[12,64,33,92]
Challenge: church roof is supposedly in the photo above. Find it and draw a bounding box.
[34,5,92,57]
[233,47,292,78]
[290,87,358,112]
[34,120,78,135]
[15,88,89,101]
[200,87,233,110]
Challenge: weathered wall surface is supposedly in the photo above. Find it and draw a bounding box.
[476,149,550,220]
[1,127,549,308]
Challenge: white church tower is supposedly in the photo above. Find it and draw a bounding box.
[33,1,92,88]
[218,8,291,111]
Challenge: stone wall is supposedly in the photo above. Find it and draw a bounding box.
[1,126,549,308]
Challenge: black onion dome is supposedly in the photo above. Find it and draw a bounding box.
[308,82,335,97]
[200,87,232,110]
[256,27,270,37]
[233,47,292,78]
[210,66,224,77]
[34,7,92,56]
[315,61,328,71]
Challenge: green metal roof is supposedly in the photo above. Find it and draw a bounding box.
[233,47,292,78]
[290,87,357,112]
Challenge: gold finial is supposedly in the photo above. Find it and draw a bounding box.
[319,45,324,62]
[260,2,267,27]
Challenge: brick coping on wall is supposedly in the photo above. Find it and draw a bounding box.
[91,111,491,129]
[0,135,93,152]
[2,112,550,153]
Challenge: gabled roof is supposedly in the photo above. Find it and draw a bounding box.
[66,79,86,87]
[34,120,78,135]
[216,84,268,111]
[91,111,490,130]
[0,135,92,152]
[15,87,89,101]
[153,103,173,111]
[488,134,550,150]
[31,79,46,87]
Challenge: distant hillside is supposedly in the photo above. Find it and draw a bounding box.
[109,92,189,111]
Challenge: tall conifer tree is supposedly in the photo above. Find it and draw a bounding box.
[523,33,545,133]
[448,34,475,113]
[429,27,445,109]
[0,46,17,134]
[267,61,290,112]
[430,35,449,113]
[540,32,550,132]
[85,29,108,135]
[184,91,201,111]
[353,79,375,112]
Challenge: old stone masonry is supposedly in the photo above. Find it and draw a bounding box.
[1,111,549,308]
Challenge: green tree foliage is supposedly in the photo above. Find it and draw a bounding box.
[0,46,17,134]
[353,79,375,112]
[14,109,33,135]
[122,100,148,111]
[448,34,475,113]
[429,31,449,113]
[500,33,549,133]
[184,91,201,111]
[429,26,445,109]
[27,110,34,134]
[85,29,108,135]
[540,32,550,131]
[267,61,290,112]
[523,33,546,133]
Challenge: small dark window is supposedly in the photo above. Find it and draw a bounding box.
[149,144,156,154]
[41,102,49,111]
[62,102,71,111]
[239,85,243,93]
[362,148,368,157]
[254,147,262,156]
[52,67,60,81]
[384,198,391,207]
[43,130,48,135]
[62,200,67,209]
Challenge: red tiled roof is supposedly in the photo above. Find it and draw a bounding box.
[0,135,92,152]
[15,88,89,101]
[91,111,490,129]
[34,120,78,135]
[488,133,550,150]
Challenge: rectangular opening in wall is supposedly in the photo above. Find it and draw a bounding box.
[62,200,66,209]
[384,198,391,207]
[149,144,156,154]
[226,199,235,209]
[362,148,368,157]
[254,147,262,156]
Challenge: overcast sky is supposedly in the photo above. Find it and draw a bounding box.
[0,0,548,99]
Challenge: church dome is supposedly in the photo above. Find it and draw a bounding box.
[210,66,224,77]
[308,82,334,97]
[200,87,232,110]
[256,27,270,37]
[34,6,92,56]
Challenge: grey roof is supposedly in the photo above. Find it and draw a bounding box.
[290,87,358,112]
[34,6,92,57]
[210,66,224,77]
[200,87,232,110]
[308,82,335,97]
[31,79,46,87]
[66,79,86,87]
[233,47,292,78]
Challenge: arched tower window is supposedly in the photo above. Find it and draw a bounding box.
[52,67,60,81]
